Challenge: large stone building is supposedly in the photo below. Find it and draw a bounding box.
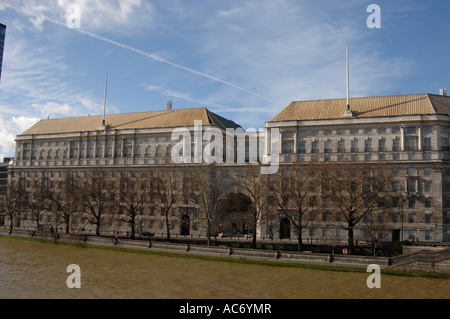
[266,92,450,242]
[4,92,450,243]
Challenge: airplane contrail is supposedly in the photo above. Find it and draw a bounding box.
[11,5,276,104]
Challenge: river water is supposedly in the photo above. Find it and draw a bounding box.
[0,237,448,299]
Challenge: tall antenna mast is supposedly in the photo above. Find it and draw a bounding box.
[346,44,350,110]
[103,72,108,126]
[343,45,353,117]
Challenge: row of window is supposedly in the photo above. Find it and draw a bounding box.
[282,137,449,154]
[294,126,449,137]
[21,137,170,149]
[18,144,173,160]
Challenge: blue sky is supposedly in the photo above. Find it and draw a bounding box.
[0,0,449,159]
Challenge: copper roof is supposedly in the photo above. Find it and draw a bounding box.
[269,94,450,122]
[20,107,241,136]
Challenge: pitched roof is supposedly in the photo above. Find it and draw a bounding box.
[20,107,242,136]
[269,93,450,122]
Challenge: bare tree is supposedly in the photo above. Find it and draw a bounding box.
[0,181,24,234]
[269,163,320,251]
[76,169,114,236]
[360,200,396,255]
[20,176,49,231]
[189,165,228,245]
[234,165,271,249]
[148,167,179,241]
[45,172,79,234]
[319,162,394,254]
[115,171,149,239]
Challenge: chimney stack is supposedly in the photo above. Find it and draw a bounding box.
[167,100,172,110]
[440,88,447,96]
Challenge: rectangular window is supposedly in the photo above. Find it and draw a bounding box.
[406,137,417,151]
[408,197,415,208]
[423,138,432,151]
[407,180,417,193]
[124,146,132,158]
[351,139,358,152]
[408,213,416,223]
[393,182,400,191]
[337,140,345,153]
[392,213,400,223]
[425,212,432,224]
[364,139,372,152]
[298,141,306,154]
[311,141,318,153]
[392,138,400,151]
[442,138,449,151]
[378,138,386,152]
[324,140,332,153]
[283,142,292,154]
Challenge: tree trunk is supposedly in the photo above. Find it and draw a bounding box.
[9,216,13,234]
[251,216,257,249]
[65,215,70,234]
[165,211,171,241]
[297,227,304,252]
[206,217,211,246]
[347,223,355,255]
[252,231,257,249]
[130,221,135,239]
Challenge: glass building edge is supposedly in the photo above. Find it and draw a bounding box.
[0,23,5,83]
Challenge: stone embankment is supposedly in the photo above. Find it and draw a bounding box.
[1,229,449,275]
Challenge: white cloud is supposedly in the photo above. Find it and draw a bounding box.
[32,101,73,117]
[0,115,39,156]
[12,116,41,134]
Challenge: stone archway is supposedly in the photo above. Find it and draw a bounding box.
[180,214,190,236]
[217,192,252,237]
[280,217,291,239]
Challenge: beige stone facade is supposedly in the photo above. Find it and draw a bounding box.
[266,93,450,242]
[4,93,450,243]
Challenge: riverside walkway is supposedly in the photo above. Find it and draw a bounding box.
[1,228,449,275]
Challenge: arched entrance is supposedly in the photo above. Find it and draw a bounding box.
[280,217,291,239]
[217,192,252,237]
[180,214,190,236]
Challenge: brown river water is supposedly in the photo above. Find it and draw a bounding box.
[0,237,448,299]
